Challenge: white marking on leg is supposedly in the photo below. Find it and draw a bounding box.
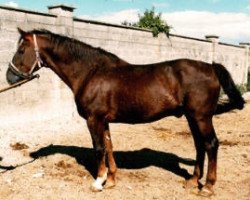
[92,169,108,191]
[105,135,111,140]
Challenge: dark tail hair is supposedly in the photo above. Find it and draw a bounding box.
[213,62,245,114]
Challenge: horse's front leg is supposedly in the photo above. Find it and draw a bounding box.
[103,127,117,189]
[87,116,108,191]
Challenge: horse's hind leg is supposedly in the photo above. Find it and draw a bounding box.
[185,114,206,189]
[198,117,219,196]
[186,114,219,196]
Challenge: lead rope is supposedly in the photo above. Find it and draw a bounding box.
[0,74,39,94]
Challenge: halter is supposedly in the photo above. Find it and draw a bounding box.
[9,34,44,79]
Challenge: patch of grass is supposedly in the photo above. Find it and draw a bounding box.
[219,84,246,97]
[236,84,247,95]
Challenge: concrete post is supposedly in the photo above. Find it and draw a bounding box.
[239,42,250,63]
[47,5,76,117]
[205,35,219,62]
[48,4,75,36]
[239,42,250,86]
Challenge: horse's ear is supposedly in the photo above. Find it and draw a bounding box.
[17,27,33,42]
[17,27,26,36]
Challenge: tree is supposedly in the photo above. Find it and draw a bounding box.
[122,7,171,37]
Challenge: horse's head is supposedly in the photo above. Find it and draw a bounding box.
[6,28,43,85]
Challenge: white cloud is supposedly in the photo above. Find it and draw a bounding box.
[247,5,250,10]
[5,1,18,8]
[79,9,250,44]
[162,11,250,44]
[79,9,139,24]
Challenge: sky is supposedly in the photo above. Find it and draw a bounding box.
[0,0,249,44]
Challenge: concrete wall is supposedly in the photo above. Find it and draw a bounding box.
[0,5,249,127]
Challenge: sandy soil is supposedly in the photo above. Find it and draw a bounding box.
[0,102,249,200]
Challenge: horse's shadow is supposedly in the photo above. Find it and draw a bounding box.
[26,144,195,179]
[0,144,195,179]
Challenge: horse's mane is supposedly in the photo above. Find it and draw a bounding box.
[28,29,120,62]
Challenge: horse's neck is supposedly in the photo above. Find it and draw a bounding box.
[57,63,92,94]
[42,41,128,94]
[45,46,127,95]
[43,49,96,94]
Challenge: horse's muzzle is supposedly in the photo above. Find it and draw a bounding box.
[6,66,25,85]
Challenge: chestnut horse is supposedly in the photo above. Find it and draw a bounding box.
[6,28,244,196]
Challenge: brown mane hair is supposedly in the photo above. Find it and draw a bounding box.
[28,29,121,62]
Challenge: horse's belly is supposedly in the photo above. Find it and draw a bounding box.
[113,100,183,124]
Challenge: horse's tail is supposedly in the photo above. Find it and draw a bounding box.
[213,62,245,114]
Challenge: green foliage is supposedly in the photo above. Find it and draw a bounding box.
[122,7,171,37]
[247,70,250,91]
[219,84,247,97]
[136,7,171,37]
[121,21,136,27]
[236,84,247,95]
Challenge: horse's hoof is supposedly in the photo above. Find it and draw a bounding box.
[104,180,116,189]
[90,182,103,192]
[90,174,107,192]
[183,178,198,189]
[183,178,200,195]
[90,185,103,192]
[198,186,214,197]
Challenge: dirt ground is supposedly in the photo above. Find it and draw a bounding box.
[0,101,249,200]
